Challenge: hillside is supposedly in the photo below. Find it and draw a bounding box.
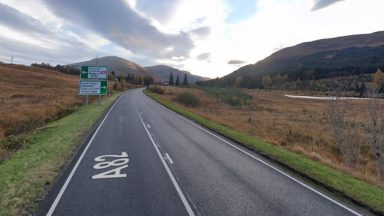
[69,56,153,78]
[0,63,81,141]
[200,31,384,88]
[145,65,209,84]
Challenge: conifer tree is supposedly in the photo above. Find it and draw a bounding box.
[169,72,174,85]
[175,75,180,85]
[183,73,188,85]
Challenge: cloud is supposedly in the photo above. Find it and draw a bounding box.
[134,0,182,23]
[196,53,211,60]
[227,60,246,65]
[0,3,50,35]
[0,36,93,65]
[311,0,345,11]
[190,27,211,40]
[41,0,194,59]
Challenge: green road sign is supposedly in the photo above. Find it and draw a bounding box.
[79,80,108,95]
[81,66,108,79]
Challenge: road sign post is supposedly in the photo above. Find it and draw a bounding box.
[79,66,108,106]
[79,80,108,95]
[81,66,108,79]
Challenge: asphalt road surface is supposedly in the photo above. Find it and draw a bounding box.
[38,89,371,216]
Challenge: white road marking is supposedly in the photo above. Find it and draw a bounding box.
[92,152,129,179]
[147,124,151,129]
[46,94,123,216]
[151,97,363,216]
[137,111,195,216]
[165,153,174,165]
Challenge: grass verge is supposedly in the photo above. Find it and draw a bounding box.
[0,93,123,216]
[144,89,384,215]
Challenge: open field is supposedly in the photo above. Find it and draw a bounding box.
[154,86,384,187]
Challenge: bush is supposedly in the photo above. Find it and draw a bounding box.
[0,135,31,151]
[175,92,200,107]
[149,86,165,94]
[202,87,252,107]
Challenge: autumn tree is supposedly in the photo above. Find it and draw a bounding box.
[329,89,362,167]
[367,90,384,180]
[261,76,272,89]
[373,69,384,88]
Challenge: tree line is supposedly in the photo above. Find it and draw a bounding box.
[168,72,188,86]
[109,71,154,87]
[31,63,80,75]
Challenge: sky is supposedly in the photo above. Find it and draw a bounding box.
[0,0,383,78]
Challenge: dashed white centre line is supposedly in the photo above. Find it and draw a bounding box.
[165,153,174,165]
[137,110,195,216]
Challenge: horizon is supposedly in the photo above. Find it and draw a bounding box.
[0,0,383,78]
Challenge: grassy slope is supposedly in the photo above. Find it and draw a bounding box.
[144,90,384,215]
[0,64,81,139]
[0,93,122,216]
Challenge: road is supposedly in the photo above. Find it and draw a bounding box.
[38,89,370,216]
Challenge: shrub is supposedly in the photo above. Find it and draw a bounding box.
[202,87,252,107]
[149,86,165,94]
[175,92,200,107]
[0,135,31,151]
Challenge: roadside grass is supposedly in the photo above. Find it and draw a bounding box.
[144,89,384,215]
[0,92,122,216]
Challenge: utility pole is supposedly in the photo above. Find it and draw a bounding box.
[10,56,13,64]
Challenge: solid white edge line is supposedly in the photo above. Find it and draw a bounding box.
[152,98,363,216]
[165,153,174,165]
[137,111,195,216]
[46,94,123,216]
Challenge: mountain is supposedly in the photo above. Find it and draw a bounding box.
[144,65,209,84]
[200,31,384,88]
[69,56,153,78]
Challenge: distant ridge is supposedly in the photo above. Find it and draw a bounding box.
[145,65,209,84]
[69,56,153,78]
[200,31,384,88]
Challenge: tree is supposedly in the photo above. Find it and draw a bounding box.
[367,90,384,180]
[354,82,360,93]
[169,72,174,85]
[329,89,362,167]
[133,76,143,85]
[108,72,115,81]
[143,75,154,88]
[360,82,367,97]
[261,76,272,89]
[282,74,289,82]
[373,68,384,89]
[118,74,124,83]
[183,73,188,85]
[125,73,134,83]
[175,75,180,85]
